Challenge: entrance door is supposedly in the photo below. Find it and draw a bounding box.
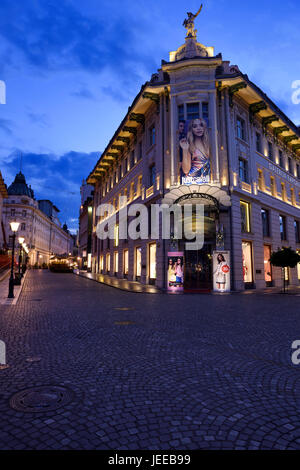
[184,245,212,291]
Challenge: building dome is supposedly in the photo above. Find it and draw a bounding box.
[7,172,34,198]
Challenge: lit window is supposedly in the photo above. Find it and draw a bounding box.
[258,169,264,190]
[291,188,296,206]
[123,250,129,277]
[114,252,118,275]
[149,243,156,281]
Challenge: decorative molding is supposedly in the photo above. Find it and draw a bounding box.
[142,92,160,114]
[129,113,145,131]
[249,101,267,124]
[262,115,279,133]
[228,82,247,108]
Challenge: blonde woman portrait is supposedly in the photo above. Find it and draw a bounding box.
[180,118,210,180]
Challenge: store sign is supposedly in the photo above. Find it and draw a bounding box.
[167,252,184,292]
[269,163,300,188]
[213,251,231,292]
[178,118,211,185]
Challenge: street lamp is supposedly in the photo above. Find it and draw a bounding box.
[8,221,20,298]
[18,237,25,276]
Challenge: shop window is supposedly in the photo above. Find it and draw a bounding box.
[114,224,119,247]
[236,116,246,141]
[114,252,118,276]
[261,209,270,237]
[268,141,273,161]
[242,241,253,284]
[239,158,249,183]
[295,220,300,244]
[135,247,142,280]
[279,150,284,168]
[187,102,199,120]
[149,243,156,283]
[264,245,272,286]
[106,253,110,272]
[279,215,287,241]
[100,255,104,273]
[240,201,251,233]
[123,250,129,278]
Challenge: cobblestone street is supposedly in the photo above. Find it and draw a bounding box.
[0,270,300,450]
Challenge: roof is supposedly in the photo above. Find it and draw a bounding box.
[7,172,34,198]
[0,171,8,198]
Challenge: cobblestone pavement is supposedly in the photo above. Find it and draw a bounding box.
[0,270,300,450]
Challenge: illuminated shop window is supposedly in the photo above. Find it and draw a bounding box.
[149,243,156,280]
[242,241,253,284]
[100,255,104,272]
[136,247,142,279]
[264,245,272,284]
[123,250,129,277]
[114,224,119,247]
[106,253,110,272]
[240,201,251,233]
[114,252,118,275]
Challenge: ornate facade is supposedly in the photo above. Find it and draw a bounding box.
[87,17,300,291]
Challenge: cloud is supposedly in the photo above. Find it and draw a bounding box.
[0,0,156,84]
[0,118,13,135]
[27,112,50,127]
[3,150,99,231]
[70,86,95,100]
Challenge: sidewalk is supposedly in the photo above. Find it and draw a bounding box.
[73,270,162,294]
[0,270,28,305]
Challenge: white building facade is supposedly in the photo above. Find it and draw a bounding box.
[3,172,72,265]
[87,21,300,291]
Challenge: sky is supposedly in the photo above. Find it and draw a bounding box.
[0,0,299,233]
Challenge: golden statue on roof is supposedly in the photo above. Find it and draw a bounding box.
[183,4,203,38]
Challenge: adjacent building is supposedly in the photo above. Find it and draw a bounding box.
[0,170,8,250]
[78,179,94,270]
[86,17,300,291]
[3,171,73,265]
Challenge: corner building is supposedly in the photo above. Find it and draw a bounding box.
[87,26,300,292]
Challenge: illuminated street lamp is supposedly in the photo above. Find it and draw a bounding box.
[8,221,20,298]
[18,237,24,276]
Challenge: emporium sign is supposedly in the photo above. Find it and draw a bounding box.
[269,163,300,188]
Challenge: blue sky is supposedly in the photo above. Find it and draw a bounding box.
[0,0,299,232]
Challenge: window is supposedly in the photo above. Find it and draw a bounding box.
[240,201,251,233]
[119,164,122,181]
[123,250,129,277]
[149,165,156,187]
[130,150,135,168]
[268,141,273,161]
[149,125,155,147]
[295,220,300,244]
[100,255,104,273]
[114,252,118,275]
[178,104,184,122]
[242,241,253,284]
[281,182,286,202]
[149,243,157,281]
[22,210,27,217]
[270,176,276,196]
[264,245,272,285]
[258,169,264,190]
[256,132,262,153]
[291,188,296,206]
[236,116,246,141]
[11,208,15,216]
[288,157,293,174]
[202,102,209,122]
[297,164,300,179]
[279,215,287,241]
[135,247,142,279]
[239,158,249,183]
[137,142,142,161]
[124,157,128,175]
[114,224,119,247]
[261,209,270,237]
[279,150,284,168]
[21,223,26,231]
[187,102,199,120]
[106,253,111,272]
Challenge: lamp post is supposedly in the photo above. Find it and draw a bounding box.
[8,221,20,298]
[18,237,24,276]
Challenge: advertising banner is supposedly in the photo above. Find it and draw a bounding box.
[167,252,184,292]
[213,251,231,292]
[178,118,211,185]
